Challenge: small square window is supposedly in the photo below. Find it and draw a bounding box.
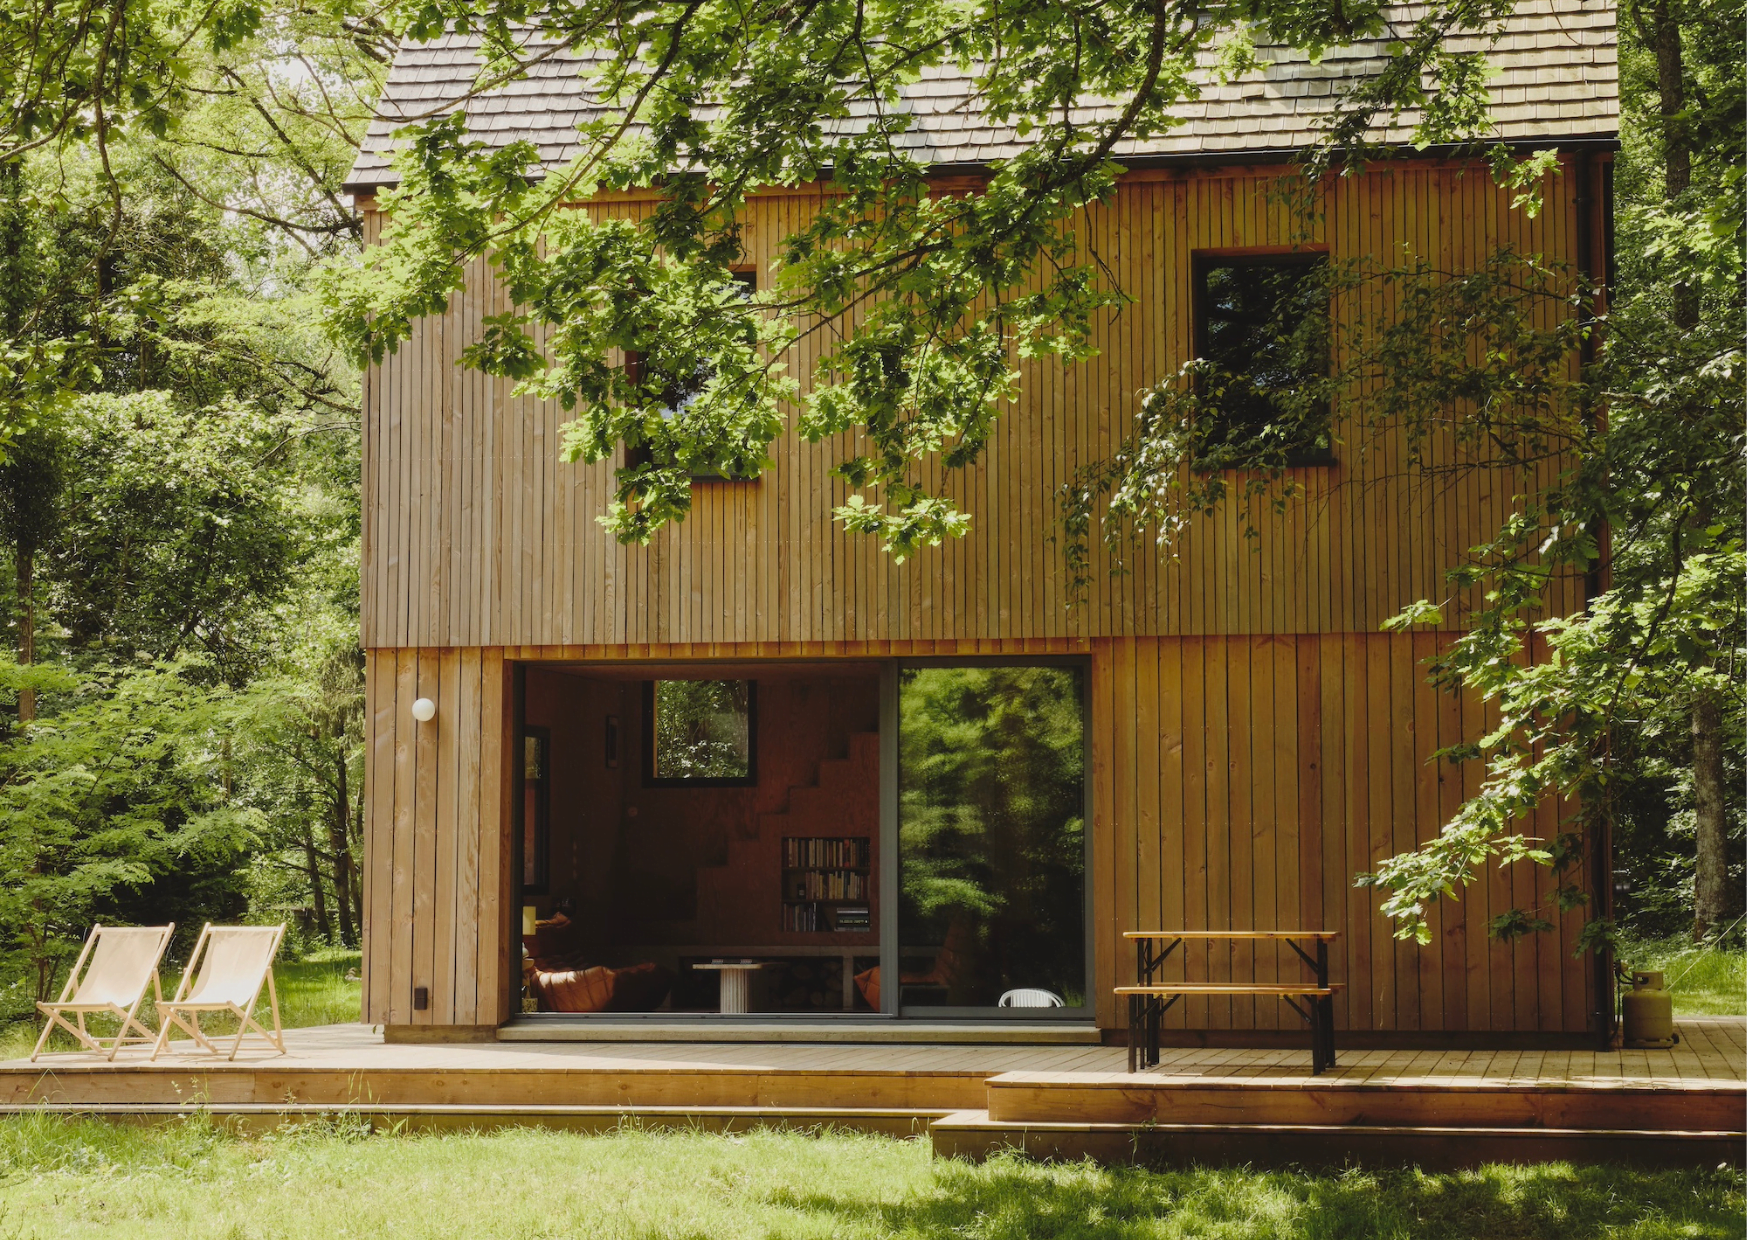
[643,679,757,785]
[1193,253,1334,468]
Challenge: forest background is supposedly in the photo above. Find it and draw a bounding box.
[0,0,1740,1028]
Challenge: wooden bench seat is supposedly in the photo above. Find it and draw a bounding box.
[1121,931,1344,1075]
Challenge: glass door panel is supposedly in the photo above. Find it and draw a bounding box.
[896,665,1087,1013]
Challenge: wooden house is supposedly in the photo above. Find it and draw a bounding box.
[343,0,1620,1044]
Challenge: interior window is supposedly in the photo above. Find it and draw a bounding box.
[644,679,757,785]
[1193,253,1334,467]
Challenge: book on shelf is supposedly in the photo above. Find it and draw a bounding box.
[780,902,873,933]
[782,836,870,870]
[789,870,867,901]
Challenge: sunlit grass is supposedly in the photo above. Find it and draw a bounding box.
[0,1118,1740,1240]
[1616,934,1747,1016]
[0,949,362,1061]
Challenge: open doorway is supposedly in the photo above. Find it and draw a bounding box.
[515,663,883,1017]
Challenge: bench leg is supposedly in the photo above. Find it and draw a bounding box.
[1127,994,1138,1074]
[1319,994,1337,1070]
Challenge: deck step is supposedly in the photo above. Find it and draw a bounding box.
[983,1072,1748,1133]
[3,1063,992,1111]
[931,1110,1748,1169]
[2,1102,942,1136]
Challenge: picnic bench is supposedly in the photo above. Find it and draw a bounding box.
[1117,931,1343,1075]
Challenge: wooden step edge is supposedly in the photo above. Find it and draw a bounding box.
[929,1111,1746,1140]
[982,1072,1748,1094]
[2,1102,951,1134]
[929,1112,1748,1169]
[3,1102,954,1120]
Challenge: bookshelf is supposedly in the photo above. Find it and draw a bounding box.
[781,836,871,933]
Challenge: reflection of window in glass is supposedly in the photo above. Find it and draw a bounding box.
[1193,253,1333,467]
[897,665,1087,1012]
[521,726,550,891]
[644,680,756,785]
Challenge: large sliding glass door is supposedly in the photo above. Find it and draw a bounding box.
[895,664,1089,1016]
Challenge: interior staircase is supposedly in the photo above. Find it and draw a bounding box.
[687,731,879,945]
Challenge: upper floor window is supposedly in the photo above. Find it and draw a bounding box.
[626,270,759,481]
[1192,252,1334,468]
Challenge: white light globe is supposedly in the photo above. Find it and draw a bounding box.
[411,697,437,722]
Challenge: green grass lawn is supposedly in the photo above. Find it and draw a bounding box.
[1616,935,1747,1017]
[0,948,362,1062]
[0,1118,1741,1240]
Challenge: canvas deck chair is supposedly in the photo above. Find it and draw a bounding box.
[152,923,287,1061]
[33,923,176,1061]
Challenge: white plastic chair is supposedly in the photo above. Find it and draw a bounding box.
[33,923,175,1061]
[998,988,1066,1008]
[151,924,287,1061]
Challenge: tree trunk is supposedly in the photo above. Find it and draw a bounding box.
[1691,691,1728,939]
[16,535,32,723]
[303,824,333,943]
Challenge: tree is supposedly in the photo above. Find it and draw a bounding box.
[1346,0,1743,949]
[0,0,377,997]
[322,0,1535,554]
[0,657,259,1003]
[1617,0,1745,940]
[324,0,1742,961]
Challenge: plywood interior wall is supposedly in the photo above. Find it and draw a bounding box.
[521,667,879,955]
[360,157,1599,651]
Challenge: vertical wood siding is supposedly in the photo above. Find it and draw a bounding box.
[363,647,512,1029]
[360,158,1598,650]
[362,635,1592,1036]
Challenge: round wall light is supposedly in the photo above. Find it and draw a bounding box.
[411,697,437,723]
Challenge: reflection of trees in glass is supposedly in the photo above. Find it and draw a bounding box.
[652,680,751,778]
[899,666,1085,1006]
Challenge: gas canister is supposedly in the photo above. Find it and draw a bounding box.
[1621,970,1679,1048]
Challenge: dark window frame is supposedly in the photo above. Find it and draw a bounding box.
[641,678,760,788]
[1191,249,1336,469]
[519,724,551,894]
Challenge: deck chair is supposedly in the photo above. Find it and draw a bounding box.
[151,924,287,1061]
[33,923,176,1061]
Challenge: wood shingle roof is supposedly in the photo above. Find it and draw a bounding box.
[346,0,1618,191]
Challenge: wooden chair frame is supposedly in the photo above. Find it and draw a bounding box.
[32,923,175,1062]
[151,923,287,1061]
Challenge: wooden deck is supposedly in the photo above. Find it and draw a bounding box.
[5,1019,1742,1168]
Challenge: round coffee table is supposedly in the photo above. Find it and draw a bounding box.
[691,960,766,1014]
